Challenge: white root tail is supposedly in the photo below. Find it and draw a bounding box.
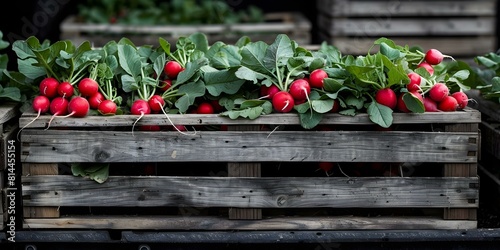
[131,111,145,137]
[157,99,197,136]
[17,110,41,140]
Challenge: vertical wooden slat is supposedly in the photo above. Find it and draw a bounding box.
[227,125,262,220]
[22,163,59,219]
[443,123,478,220]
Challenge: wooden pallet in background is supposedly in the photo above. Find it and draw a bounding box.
[316,0,497,57]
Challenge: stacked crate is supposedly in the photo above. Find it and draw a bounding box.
[60,12,312,47]
[317,0,497,58]
[17,108,480,231]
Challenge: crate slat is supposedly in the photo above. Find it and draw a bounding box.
[22,215,477,230]
[20,130,478,163]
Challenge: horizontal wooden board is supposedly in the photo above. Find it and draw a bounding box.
[0,103,19,125]
[18,108,481,128]
[318,16,495,36]
[318,35,496,57]
[20,130,478,163]
[22,215,477,230]
[22,175,479,208]
[317,0,497,17]
[60,12,312,46]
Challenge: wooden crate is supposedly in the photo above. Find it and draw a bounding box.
[60,12,311,47]
[18,108,480,231]
[317,0,497,58]
[1,103,20,231]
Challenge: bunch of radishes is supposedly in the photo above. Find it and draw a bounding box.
[264,68,330,113]
[376,48,469,113]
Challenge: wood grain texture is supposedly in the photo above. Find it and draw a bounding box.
[20,130,478,163]
[22,215,477,230]
[22,175,478,208]
[22,163,59,218]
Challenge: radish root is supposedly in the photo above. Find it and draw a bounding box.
[17,110,42,140]
[156,99,197,136]
[131,111,145,137]
[44,112,60,130]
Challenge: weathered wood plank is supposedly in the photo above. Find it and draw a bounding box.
[22,175,478,208]
[317,0,497,17]
[18,108,481,128]
[22,163,59,218]
[479,120,500,159]
[444,123,478,220]
[22,215,477,230]
[20,130,478,163]
[228,125,262,220]
[319,17,495,36]
[0,103,19,125]
[467,89,500,122]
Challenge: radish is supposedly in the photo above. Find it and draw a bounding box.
[423,97,439,112]
[17,95,51,139]
[309,69,328,88]
[65,96,90,118]
[259,84,280,99]
[438,95,458,112]
[78,77,99,97]
[148,94,165,113]
[130,99,151,135]
[318,162,334,176]
[45,97,69,129]
[272,91,295,113]
[159,79,172,92]
[39,77,59,98]
[289,79,311,101]
[451,91,468,110]
[417,62,434,75]
[330,99,340,113]
[407,72,421,92]
[428,83,449,102]
[397,91,423,113]
[57,81,74,98]
[98,99,118,115]
[164,60,184,79]
[88,92,105,110]
[197,102,215,114]
[375,88,397,109]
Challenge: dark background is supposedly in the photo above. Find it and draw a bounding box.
[0,0,318,70]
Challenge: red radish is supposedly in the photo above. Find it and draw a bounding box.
[260,84,280,99]
[289,79,311,101]
[66,96,90,118]
[164,61,184,79]
[407,72,421,92]
[57,81,74,98]
[131,99,151,135]
[139,125,162,131]
[148,94,165,113]
[78,77,99,97]
[17,95,52,139]
[88,92,105,110]
[159,79,172,92]
[318,162,334,172]
[438,95,458,112]
[272,91,295,113]
[309,69,328,88]
[39,77,59,98]
[211,99,224,112]
[423,97,439,112]
[375,88,397,109]
[417,61,434,75]
[451,91,468,110]
[425,49,444,65]
[49,97,69,116]
[428,83,449,102]
[98,99,118,115]
[197,102,215,114]
[32,95,51,114]
[45,97,69,129]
